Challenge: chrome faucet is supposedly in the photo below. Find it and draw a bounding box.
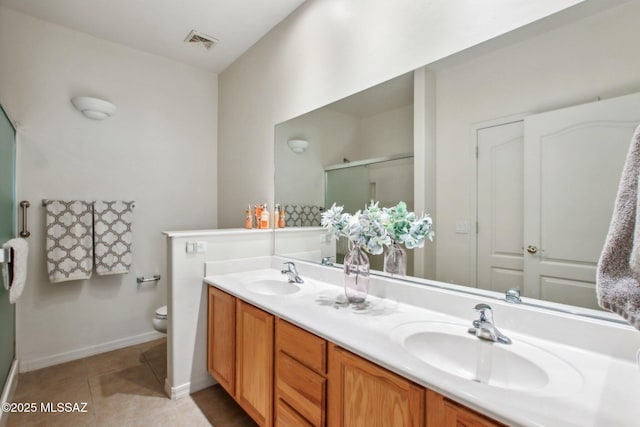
[281,262,304,283]
[468,304,512,344]
[505,288,522,304]
[321,256,334,266]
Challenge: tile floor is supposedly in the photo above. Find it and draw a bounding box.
[6,338,258,427]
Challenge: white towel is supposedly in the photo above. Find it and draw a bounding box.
[2,238,29,303]
[93,201,134,275]
[46,200,93,283]
[597,124,640,329]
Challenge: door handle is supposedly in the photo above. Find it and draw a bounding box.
[526,245,538,254]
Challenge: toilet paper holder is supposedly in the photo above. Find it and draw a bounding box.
[136,274,161,284]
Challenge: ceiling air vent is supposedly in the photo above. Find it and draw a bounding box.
[184,30,218,50]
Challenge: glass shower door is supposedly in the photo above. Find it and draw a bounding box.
[0,104,16,392]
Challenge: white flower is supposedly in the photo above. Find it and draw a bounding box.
[404,215,434,249]
[383,201,434,249]
[321,203,349,237]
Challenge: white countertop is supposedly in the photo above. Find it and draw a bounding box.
[204,259,640,427]
[163,228,273,238]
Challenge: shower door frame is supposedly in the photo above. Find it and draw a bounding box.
[0,103,17,407]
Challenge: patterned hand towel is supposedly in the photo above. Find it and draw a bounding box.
[597,124,640,330]
[93,201,134,275]
[46,200,93,283]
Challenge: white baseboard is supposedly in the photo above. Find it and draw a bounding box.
[167,380,191,400]
[166,375,216,400]
[19,330,166,373]
[0,360,19,427]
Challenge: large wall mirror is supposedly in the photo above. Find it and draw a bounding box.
[274,1,640,318]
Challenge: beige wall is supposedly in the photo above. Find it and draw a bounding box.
[218,0,585,228]
[275,108,359,207]
[358,105,413,159]
[0,7,218,369]
[275,103,413,209]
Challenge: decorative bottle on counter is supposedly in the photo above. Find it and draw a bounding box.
[274,204,281,228]
[255,204,262,229]
[245,205,253,229]
[343,243,370,304]
[260,203,270,229]
[278,205,286,228]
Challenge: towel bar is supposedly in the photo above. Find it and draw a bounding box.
[136,275,161,284]
[20,200,31,237]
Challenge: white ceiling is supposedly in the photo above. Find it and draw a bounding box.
[0,0,307,73]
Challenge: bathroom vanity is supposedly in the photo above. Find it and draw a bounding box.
[203,257,640,427]
[206,284,502,427]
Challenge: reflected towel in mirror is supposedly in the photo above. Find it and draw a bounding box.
[284,205,323,226]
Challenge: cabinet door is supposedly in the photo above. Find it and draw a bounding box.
[207,286,236,395]
[328,343,424,427]
[426,389,505,427]
[236,300,274,427]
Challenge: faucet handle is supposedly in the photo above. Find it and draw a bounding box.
[473,303,493,321]
[321,256,334,265]
[505,288,521,303]
[281,261,303,283]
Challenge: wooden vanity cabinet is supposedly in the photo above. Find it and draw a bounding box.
[206,287,274,427]
[426,389,506,427]
[235,299,274,427]
[207,286,236,395]
[274,318,327,427]
[328,343,425,427]
[207,285,505,427]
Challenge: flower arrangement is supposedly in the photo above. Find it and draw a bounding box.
[382,201,434,249]
[321,201,434,254]
[321,202,390,255]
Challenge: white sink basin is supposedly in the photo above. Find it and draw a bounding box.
[391,322,582,395]
[244,279,301,295]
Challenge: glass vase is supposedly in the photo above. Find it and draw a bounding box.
[343,243,370,304]
[384,240,407,276]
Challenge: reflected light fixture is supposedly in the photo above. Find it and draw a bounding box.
[71,96,116,120]
[287,139,309,154]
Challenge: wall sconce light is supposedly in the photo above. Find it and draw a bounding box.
[71,96,116,120]
[287,139,309,154]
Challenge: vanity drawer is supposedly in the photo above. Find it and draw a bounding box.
[276,318,327,374]
[275,399,314,427]
[276,352,326,426]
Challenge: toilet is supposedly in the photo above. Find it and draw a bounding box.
[152,305,167,333]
